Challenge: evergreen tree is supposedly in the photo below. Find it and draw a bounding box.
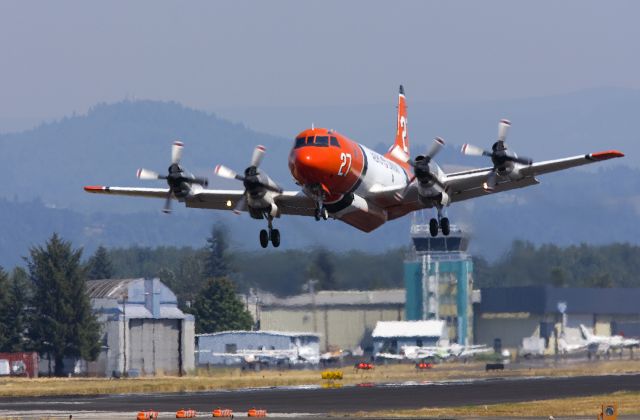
[203,223,230,279]
[86,245,114,280]
[191,277,253,334]
[0,267,10,351]
[1,268,30,352]
[27,233,101,376]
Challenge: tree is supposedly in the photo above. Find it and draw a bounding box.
[27,233,101,376]
[0,268,31,352]
[0,267,11,351]
[86,245,114,280]
[203,222,230,279]
[191,277,253,334]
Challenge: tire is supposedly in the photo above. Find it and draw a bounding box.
[429,218,439,237]
[271,229,281,247]
[259,229,269,248]
[441,217,450,236]
[314,208,321,221]
[321,207,329,220]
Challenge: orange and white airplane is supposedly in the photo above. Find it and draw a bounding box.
[85,86,624,248]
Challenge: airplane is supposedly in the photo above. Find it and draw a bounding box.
[84,86,624,248]
[579,324,640,352]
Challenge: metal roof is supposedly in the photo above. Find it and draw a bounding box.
[255,289,405,307]
[86,279,139,299]
[477,286,640,315]
[372,320,445,338]
[197,330,321,338]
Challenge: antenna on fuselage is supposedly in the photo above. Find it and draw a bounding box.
[311,123,315,130]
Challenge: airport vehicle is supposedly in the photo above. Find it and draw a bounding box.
[84,86,624,247]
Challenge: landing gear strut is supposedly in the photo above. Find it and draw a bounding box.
[259,215,280,248]
[314,196,328,221]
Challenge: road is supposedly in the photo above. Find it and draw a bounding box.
[0,373,639,416]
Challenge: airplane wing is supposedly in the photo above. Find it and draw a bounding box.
[444,150,624,203]
[84,185,317,216]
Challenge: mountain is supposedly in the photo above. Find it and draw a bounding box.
[0,93,637,267]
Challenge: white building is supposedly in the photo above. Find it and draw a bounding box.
[372,320,447,356]
[85,278,195,377]
[196,331,321,366]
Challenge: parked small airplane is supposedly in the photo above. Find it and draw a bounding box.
[579,324,640,352]
[85,86,624,247]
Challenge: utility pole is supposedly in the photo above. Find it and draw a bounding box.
[121,291,128,376]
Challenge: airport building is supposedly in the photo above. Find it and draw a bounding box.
[247,289,405,352]
[404,217,475,345]
[372,320,447,356]
[475,286,640,355]
[85,278,195,377]
[196,330,321,366]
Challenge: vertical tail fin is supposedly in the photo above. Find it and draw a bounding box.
[579,324,592,340]
[386,85,410,164]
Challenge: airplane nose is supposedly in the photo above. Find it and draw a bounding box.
[293,148,328,183]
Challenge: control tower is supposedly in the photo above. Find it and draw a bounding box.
[404,212,474,345]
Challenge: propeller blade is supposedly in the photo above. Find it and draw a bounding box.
[483,171,497,192]
[394,176,416,201]
[498,119,511,142]
[171,140,184,165]
[250,145,266,168]
[508,155,533,165]
[461,143,489,157]
[191,176,209,187]
[426,137,445,160]
[162,193,172,214]
[232,195,247,215]
[261,183,283,194]
[136,168,161,180]
[214,164,244,181]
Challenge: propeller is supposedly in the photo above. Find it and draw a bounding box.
[136,140,208,213]
[214,145,282,214]
[461,119,533,191]
[395,137,445,201]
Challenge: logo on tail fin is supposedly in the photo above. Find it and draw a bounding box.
[386,85,410,164]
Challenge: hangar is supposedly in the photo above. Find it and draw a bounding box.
[475,286,640,354]
[85,278,195,376]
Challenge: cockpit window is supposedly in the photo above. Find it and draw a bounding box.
[315,136,329,147]
[294,135,340,148]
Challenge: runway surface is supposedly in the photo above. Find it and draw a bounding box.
[1,374,639,415]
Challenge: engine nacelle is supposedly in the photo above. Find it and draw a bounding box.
[326,193,387,222]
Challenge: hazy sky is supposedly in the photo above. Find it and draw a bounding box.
[1,1,639,130]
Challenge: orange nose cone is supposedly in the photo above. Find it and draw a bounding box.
[292,148,330,184]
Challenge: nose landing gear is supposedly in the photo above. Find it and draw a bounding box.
[313,195,329,221]
[259,215,280,248]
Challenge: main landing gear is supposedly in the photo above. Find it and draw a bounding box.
[429,208,450,237]
[259,215,280,248]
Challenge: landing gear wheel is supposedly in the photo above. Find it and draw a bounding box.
[271,229,280,247]
[314,208,321,221]
[429,218,439,237]
[441,217,450,236]
[321,207,329,220]
[259,229,269,248]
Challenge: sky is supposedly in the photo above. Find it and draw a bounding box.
[1,1,639,132]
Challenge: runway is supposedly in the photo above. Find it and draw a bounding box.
[1,374,639,416]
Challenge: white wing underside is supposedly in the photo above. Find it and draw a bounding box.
[84,151,622,230]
